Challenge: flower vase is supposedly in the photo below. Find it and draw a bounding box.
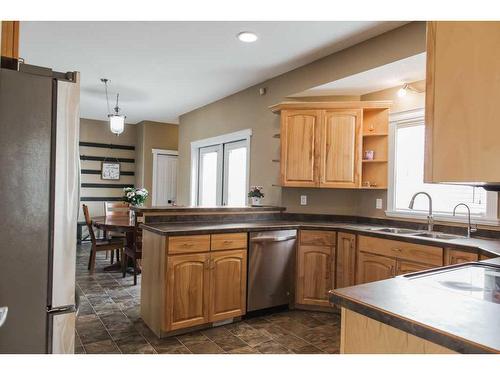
[129,205,135,221]
[251,197,262,206]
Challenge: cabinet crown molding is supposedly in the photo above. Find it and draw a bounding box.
[269,100,392,114]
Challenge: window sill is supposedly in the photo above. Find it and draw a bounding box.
[385,210,500,227]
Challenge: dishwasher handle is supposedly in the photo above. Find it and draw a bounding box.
[250,235,296,243]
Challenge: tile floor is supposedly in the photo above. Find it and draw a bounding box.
[75,243,341,354]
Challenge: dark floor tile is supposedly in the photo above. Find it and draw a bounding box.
[84,339,121,354]
[186,341,224,354]
[213,335,248,352]
[201,326,232,340]
[177,331,211,346]
[226,346,260,354]
[236,330,272,347]
[253,340,292,354]
[293,345,325,354]
[152,337,191,354]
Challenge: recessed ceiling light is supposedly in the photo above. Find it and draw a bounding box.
[237,31,258,43]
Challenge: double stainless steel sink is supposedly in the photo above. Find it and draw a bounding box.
[365,227,465,241]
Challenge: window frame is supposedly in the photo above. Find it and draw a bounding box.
[386,108,499,226]
[190,129,252,206]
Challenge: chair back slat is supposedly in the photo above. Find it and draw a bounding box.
[82,204,97,245]
[104,201,129,217]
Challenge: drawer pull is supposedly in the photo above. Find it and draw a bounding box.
[181,243,193,247]
[223,240,233,244]
[393,248,402,252]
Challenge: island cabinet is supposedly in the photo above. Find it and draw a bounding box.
[356,235,443,284]
[272,101,391,189]
[141,231,247,337]
[425,22,500,184]
[296,230,336,307]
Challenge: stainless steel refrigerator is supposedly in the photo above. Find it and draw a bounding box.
[0,62,80,354]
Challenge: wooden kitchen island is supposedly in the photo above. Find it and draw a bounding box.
[140,229,248,337]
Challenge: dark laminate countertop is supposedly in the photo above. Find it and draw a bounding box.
[141,220,500,257]
[330,258,500,354]
[131,205,286,213]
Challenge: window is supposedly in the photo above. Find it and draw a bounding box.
[191,129,251,206]
[387,109,498,225]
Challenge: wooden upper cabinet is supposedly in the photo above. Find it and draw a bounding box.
[296,245,334,306]
[1,21,20,59]
[425,22,500,183]
[209,249,247,322]
[336,232,356,288]
[280,110,320,187]
[165,253,210,331]
[320,110,362,188]
[274,101,390,189]
[356,252,395,284]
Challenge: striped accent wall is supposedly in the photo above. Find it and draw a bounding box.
[79,142,136,219]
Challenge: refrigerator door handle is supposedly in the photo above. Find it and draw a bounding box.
[0,307,8,327]
[47,305,76,315]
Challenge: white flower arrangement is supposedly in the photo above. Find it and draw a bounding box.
[123,187,149,206]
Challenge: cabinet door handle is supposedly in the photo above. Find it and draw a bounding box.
[390,265,396,277]
[205,260,210,270]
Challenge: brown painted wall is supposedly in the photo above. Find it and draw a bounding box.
[135,121,178,195]
[177,22,427,212]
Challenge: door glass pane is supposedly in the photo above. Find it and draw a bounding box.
[225,145,247,206]
[199,150,218,206]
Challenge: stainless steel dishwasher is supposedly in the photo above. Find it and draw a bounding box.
[247,230,297,312]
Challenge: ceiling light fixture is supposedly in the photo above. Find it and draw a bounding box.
[237,31,258,43]
[397,83,423,98]
[101,78,126,136]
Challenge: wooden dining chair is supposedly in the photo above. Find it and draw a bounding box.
[103,201,129,263]
[122,219,142,285]
[104,201,129,217]
[82,204,125,274]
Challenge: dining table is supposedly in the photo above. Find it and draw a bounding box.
[93,215,136,272]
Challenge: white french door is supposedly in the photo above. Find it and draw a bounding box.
[223,140,248,206]
[198,145,223,206]
[196,140,248,206]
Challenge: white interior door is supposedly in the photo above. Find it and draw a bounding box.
[153,152,178,206]
[198,144,223,206]
[223,140,248,206]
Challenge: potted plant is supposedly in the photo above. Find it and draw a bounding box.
[248,186,264,206]
[122,187,149,219]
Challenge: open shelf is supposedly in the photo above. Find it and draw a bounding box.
[362,159,387,163]
[363,108,389,136]
[363,133,388,137]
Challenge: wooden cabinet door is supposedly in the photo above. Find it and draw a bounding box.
[396,260,432,276]
[280,110,321,187]
[209,249,247,322]
[425,22,500,183]
[296,245,334,306]
[336,232,356,288]
[444,248,478,265]
[165,253,210,331]
[319,109,362,188]
[356,252,396,284]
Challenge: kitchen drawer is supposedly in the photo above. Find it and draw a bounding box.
[358,235,443,267]
[396,260,434,276]
[168,235,211,254]
[300,230,336,246]
[211,232,247,251]
[444,248,478,265]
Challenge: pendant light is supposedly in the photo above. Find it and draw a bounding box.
[101,78,126,135]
